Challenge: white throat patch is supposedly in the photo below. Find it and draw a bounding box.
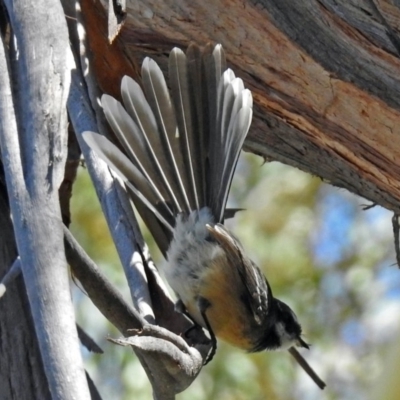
[275,322,297,350]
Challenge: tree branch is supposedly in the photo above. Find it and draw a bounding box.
[0,1,90,398]
[64,226,145,332]
[67,39,156,322]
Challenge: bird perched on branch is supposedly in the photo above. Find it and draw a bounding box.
[84,43,325,389]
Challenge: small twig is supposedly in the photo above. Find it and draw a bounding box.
[76,323,103,354]
[288,347,326,390]
[85,371,103,400]
[361,202,377,211]
[392,214,400,268]
[0,257,21,298]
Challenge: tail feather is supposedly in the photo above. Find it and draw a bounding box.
[168,48,199,210]
[216,69,236,145]
[128,190,172,256]
[186,44,207,208]
[83,44,253,251]
[119,76,182,214]
[217,104,253,222]
[211,72,253,222]
[223,77,245,143]
[212,44,227,90]
[141,57,191,213]
[202,44,224,218]
[101,95,174,213]
[83,131,174,232]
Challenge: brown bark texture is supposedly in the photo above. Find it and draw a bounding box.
[85,0,400,213]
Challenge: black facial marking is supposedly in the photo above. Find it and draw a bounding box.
[249,298,303,352]
[275,299,302,337]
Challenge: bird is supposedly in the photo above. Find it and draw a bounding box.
[83,43,324,387]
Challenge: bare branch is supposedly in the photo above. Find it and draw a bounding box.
[0,257,21,298]
[0,1,90,397]
[67,46,156,322]
[64,226,145,333]
[0,169,51,398]
[109,325,207,399]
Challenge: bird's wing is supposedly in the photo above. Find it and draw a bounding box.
[206,223,270,325]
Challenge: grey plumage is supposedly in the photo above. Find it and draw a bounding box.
[83,44,253,255]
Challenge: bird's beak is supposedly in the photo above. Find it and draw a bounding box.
[297,336,310,349]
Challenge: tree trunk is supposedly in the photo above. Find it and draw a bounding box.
[0,179,51,399]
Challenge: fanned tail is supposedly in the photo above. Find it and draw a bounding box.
[83,44,253,254]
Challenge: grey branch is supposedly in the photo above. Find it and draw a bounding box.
[0,0,90,398]
[68,41,156,323]
[0,257,21,298]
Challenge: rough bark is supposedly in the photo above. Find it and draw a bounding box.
[0,0,90,398]
[0,177,51,399]
[86,0,400,213]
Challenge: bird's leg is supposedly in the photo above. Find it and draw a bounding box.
[174,298,198,331]
[198,296,217,364]
[175,297,217,363]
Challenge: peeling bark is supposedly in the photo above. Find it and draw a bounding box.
[86,0,400,212]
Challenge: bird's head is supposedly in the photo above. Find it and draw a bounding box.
[250,298,309,352]
[271,299,309,350]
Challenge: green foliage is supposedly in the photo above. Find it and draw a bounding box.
[71,153,400,400]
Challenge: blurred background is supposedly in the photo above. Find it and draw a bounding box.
[71,151,400,400]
